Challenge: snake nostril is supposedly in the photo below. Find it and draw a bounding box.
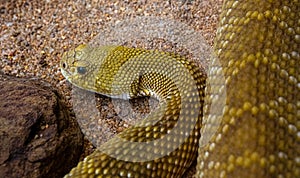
[62,62,66,69]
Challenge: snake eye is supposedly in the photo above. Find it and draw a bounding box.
[77,67,87,74]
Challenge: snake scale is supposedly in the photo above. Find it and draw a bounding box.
[60,0,299,177]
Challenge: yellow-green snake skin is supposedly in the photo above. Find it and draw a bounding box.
[60,0,299,177]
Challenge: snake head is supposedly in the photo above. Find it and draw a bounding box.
[60,44,89,75]
[60,44,130,95]
[61,44,89,75]
[60,44,98,91]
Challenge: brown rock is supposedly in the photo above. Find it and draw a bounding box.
[0,73,83,178]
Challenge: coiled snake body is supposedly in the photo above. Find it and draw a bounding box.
[60,0,299,177]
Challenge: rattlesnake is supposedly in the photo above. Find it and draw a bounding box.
[60,0,299,177]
